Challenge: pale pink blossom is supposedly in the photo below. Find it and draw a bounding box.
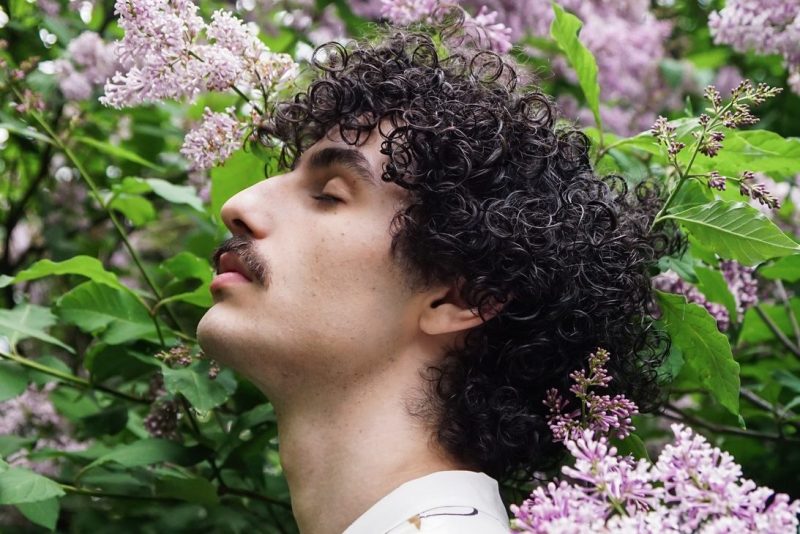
[180,107,244,170]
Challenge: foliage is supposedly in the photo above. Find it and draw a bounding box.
[1,0,800,531]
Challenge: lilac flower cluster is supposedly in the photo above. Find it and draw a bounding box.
[544,348,638,442]
[0,383,85,477]
[100,0,296,169]
[456,0,676,136]
[709,1,800,95]
[379,0,513,53]
[180,107,244,170]
[652,271,730,331]
[719,259,758,321]
[511,350,800,533]
[53,31,118,101]
[511,425,800,533]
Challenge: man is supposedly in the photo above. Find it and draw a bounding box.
[196,22,670,534]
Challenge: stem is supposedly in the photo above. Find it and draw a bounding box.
[11,86,184,339]
[663,404,800,443]
[232,85,263,116]
[220,486,293,511]
[61,484,177,501]
[753,305,800,359]
[774,280,800,349]
[0,349,148,404]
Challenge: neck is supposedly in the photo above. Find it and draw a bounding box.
[272,356,465,534]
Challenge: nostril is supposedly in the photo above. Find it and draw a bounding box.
[232,218,252,233]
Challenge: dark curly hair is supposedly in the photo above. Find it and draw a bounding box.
[256,21,679,485]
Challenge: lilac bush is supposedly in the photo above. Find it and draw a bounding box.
[511,349,800,533]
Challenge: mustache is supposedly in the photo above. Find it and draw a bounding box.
[211,234,269,287]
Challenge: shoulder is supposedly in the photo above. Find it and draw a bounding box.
[386,505,511,534]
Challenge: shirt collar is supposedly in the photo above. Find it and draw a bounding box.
[342,470,508,534]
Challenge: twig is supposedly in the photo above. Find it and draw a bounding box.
[220,486,293,511]
[753,305,800,358]
[774,280,800,349]
[663,404,800,443]
[0,349,149,404]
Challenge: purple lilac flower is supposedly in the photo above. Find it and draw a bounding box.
[545,348,639,442]
[379,1,513,54]
[719,260,758,321]
[709,1,800,95]
[0,383,86,477]
[180,107,244,170]
[101,0,296,109]
[652,270,731,331]
[511,423,800,533]
[53,31,119,101]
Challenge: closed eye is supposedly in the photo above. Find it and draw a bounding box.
[311,193,342,204]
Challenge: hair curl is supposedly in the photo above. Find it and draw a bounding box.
[257,23,681,484]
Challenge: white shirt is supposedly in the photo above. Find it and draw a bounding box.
[342,470,511,534]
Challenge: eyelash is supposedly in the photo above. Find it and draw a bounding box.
[311,193,342,204]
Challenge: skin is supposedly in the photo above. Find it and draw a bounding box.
[196,124,499,534]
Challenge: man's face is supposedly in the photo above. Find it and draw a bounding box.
[196,127,423,395]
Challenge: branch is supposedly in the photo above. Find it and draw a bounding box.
[774,280,800,349]
[0,349,149,404]
[663,404,800,443]
[753,305,800,359]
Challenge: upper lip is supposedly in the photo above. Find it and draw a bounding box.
[217,252,254,281]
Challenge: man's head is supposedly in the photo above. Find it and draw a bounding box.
[197,23,675,483]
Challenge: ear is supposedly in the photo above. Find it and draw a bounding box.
[418,278,508,337]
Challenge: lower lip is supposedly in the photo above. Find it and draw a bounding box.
[210,272,252,291]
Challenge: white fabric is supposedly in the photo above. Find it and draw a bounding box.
[342,470,511,534]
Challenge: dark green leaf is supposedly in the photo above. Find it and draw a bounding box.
[0,256,127,292]
[74,136,165,171]
[80,439,207,476]
[0,303,75,354]
[154,475,219,506]
[16,497,60,531]
[162,360,237,411]
[660,200,800,266]
[0,361,28,402]
[55,281,159,345]
[656,291,740,416]
[759,255,800,282]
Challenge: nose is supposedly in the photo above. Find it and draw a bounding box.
[220,180,272,238]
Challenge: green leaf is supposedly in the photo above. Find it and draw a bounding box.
[773,370,800,394]
[74,136,165,171]
[210,149,264,223]
[610,433,650,462]
[660,200,800,266]
[55,281,159,345]
[154,475,219,506]
[16,497,60,531]
[145,178,204,212]
[80,439,207,476]
[694,265,738,320]
[162,360,237,411]
[0,303,75,354]
[0,361,28,402]
[656,291,740,416]
[759,255,800,282]
[550,3,601,130]
[0,468,65,504]
[0,256,126,292]
[159,252,213,283]
[109,194,157,226]
[0,435,36,457]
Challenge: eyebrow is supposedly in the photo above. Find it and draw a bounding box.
[299,147,378,188]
